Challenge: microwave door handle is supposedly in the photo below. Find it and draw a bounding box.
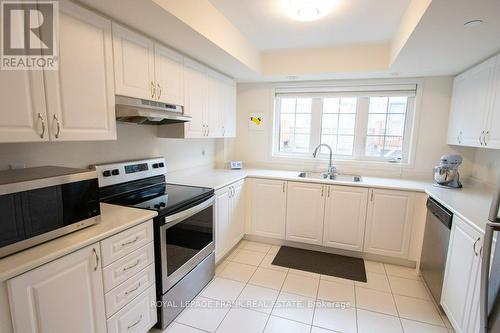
[489,186,500,222]
[480,222,500,333]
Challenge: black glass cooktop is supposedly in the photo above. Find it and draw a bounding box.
[99,176,213,216]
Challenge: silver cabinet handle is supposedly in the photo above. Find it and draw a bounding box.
[484,131,489,146]
[222,125,225,137]
[370,190,374,201]
[124,282,141,295]
[321,186,324,197]
[38,113,46,138]
[92,248,99,271]
[127,315,142,330]
[121,236,139,247]
[458,131,462,144]
[157,83,162,100]
[473,237,480,256]
[282,182,286,193]
[480,131,485,146]
[327,186,331,198]
[123,259,140,272]
[150,81,156,99]
[53,114,61,139]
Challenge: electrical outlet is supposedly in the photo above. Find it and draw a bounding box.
[9,163,26,170]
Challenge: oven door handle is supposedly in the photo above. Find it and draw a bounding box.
[161,195,215,230]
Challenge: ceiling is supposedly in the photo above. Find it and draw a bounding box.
[208,0,411,51]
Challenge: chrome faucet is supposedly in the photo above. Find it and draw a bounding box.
[313,144,337,176]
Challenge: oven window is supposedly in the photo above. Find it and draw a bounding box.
[165,206,213,275]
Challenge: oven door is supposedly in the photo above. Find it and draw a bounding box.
[159,195,215,293]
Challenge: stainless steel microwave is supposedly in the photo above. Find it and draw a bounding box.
[0,166,100,258]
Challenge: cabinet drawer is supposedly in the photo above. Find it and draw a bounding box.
[105,263,155,318]
[103,243,154,292]
[100,221,153,267]
[107,284,157,333]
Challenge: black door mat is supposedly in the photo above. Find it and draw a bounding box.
[272,246,367,283]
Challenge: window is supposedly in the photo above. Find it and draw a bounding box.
[273,87,416,163]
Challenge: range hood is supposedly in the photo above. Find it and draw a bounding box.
[115,95,191,125]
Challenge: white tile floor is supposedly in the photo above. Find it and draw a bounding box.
[155,240,455,333]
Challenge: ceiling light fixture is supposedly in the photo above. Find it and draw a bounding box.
[285,0,334,22]
[464,19,483,28]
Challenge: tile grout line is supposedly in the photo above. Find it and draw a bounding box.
[382,263,406,333]
[311,268,323,333]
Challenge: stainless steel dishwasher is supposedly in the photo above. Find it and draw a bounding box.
[420,197,453,305]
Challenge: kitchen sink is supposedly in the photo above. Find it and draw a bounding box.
[298,171,362,182]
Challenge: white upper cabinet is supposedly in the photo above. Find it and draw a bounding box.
[323,186,368,252]
[448,54,499,148]
[154,43,184,106]
[44,1,116,141]
[441,216,482,333]
[363,189,414,258]
[206,69,225,137]
[222,79,237,138]
[0,71,48,142]
[8,244,106,333]
[248,178,287,239]
[183,58,207,138]
[286,182,326,246]
[112,23,155,100]
[487,56,500,148]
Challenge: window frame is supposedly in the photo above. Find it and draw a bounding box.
[272,85,418,166]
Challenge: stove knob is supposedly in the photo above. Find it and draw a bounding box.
[152,163,159,169]
[102,170,111,177]
[159,202,166,207]
[154,204,161,209]
[158,162,165,168]
[111,169,120,176]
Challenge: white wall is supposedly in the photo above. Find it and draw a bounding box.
[224,76,476,180]
[0,123,216,171]
[471,149,500,185]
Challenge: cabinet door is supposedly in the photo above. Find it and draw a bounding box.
[228,180,245,249]
[44,2,116,141]
[215,187,231,262]
[112,23,155,100]
[223,80,237,138]
[248,178,287,239]
[486,55,500,148]
[183,59,206,138]
[206,71,224,137]
[449,57,496,147]
[441,216,482,333]
[323,186,368,252]
[364,189,414,258]
[154,43,184,106]
[8,244,106,333]
[0,70,47,142]
[286,182,325,245]
[447,73,467,145]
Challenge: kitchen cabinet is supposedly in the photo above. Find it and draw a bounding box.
[154,43,184,106]
[0,1,116,143]
[286,182,326,246]
[8,244,107,333]
[0,71,47,142]
[441,215,482,333]
[206,69,225,137]
[363,189,414,258]
[112,23,155,101]
[215,180,245,262]
[447,54,499,148]
[248,178,287,240]
[223,79,237,137]
[44,1,116,141]
[183,58,208,138]
[323,186,368,252]
[113,23,184,107]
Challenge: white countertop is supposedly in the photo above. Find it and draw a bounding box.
[0,203,157,282]
[167,167,431,192]
[425,182,496,233]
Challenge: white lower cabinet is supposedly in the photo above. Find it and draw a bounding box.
[215,180,245,262]
[323,186,368,252]
[363,189,415,258]
[107,285,157,333]
[441,215,482,333]
[7,244,107,333]
[286,182,326,245]
[248,178,287,240]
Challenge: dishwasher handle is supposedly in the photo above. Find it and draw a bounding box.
[427,197,453,229]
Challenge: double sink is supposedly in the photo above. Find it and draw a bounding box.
[297,171,362,183]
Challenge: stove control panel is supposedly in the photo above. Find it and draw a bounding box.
[93,158,166,187]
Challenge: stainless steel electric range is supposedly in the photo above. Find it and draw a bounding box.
[94,158,215,329]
